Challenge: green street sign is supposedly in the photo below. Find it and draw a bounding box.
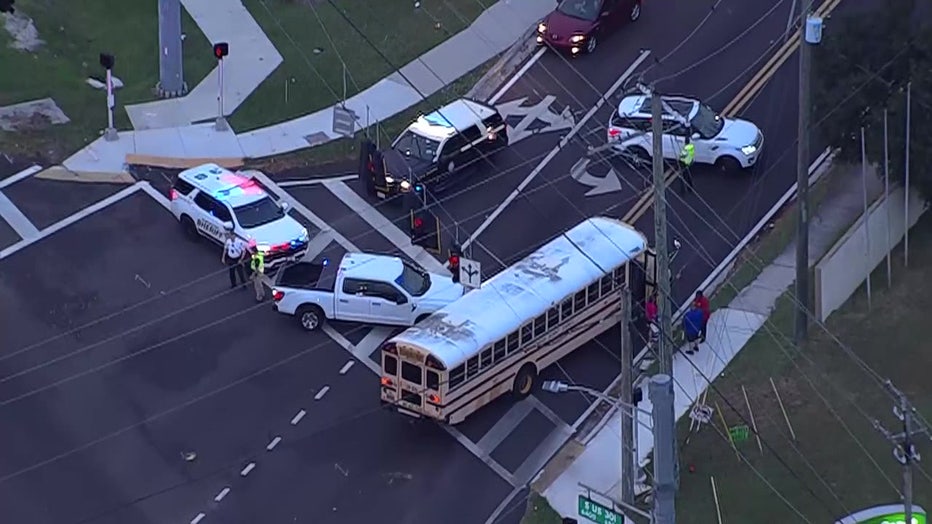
[578,495,624,524]
[729,424,750,442]
[856,513,926,524]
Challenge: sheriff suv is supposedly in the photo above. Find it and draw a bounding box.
[170,164,309,270]
[607,94,764,172]
[376,98,508,197]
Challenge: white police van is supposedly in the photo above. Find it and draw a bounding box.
[169,164,309,269]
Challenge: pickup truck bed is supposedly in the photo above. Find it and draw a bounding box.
[276,261,336,292]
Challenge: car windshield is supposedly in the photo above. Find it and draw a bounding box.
[393,130,441,163]
[395,261,431,296]
[233,197,284,229]
[690,104,725,139]
[557,0,602,21]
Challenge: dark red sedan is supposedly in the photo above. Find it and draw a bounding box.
[536,0,642,55]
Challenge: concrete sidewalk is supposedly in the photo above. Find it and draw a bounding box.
[539,164,883,519]
[62,0,553,176]
[125,0,282,130]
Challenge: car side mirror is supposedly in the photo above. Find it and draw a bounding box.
[691,133,700,140]
[281,201,290,210]
[396,295,408,305]
[223,221,234,230]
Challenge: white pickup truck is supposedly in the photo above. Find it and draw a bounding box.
[272,252,465,331]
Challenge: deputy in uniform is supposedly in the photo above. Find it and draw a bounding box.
[222,226,248,288]
[250,247,266,302]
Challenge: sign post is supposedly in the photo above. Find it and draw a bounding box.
[213,42,229,131]
[100,53,118,142]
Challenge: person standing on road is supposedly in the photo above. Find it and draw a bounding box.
[678,136,695,195]
[249,247,266,302]
[222,226,248,289]
[693,290,711,343]
[682,305,704,355]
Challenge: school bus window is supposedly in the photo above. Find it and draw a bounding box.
[466,356,480,379]
[493,339,507,362]
[613,267,626,286]
[587,282,600,302]
[426,370,440,390]
[600,274,613,295]
[480,347,493,369]
[450,365,465,389]
[520,323,533,345]
[546,307,559,328]
[560,298,573,320]
[401,361,422,385]
[506,332,519,354]
[384,354,398,376]
[533,315,546,338]
[574,289,587,310]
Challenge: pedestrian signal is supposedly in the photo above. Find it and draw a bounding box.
[410,208,440,254]
[213,42,229,59]
[448,244,462,283]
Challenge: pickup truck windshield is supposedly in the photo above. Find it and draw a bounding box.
[396,261,430,296]
[234,197,284,229]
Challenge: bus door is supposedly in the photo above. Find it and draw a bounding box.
[628,249,657,352]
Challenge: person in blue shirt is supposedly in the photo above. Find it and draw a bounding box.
[683,305,704,355]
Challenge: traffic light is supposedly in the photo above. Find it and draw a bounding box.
[448,244,462,283]
[0,0,14,14]
[213,42,229,59]
[99,53,114,70]
[410,208,440,253]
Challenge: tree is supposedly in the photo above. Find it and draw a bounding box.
[812,0,932,200]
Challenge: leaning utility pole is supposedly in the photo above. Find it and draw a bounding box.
[619,285,635,506]
[649,91,673,375]
[874,381,930,524]
[157,0,187,97]
[650,374,676,524]
[794,4,823,343]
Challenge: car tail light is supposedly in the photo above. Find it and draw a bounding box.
[608,128,621,139]
[380,376,394,387]
[170,189,179,200]
[427,393,441,405]
[272,289,284,302]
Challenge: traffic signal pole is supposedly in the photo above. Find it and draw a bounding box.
[619,286,635,507]
[213,43,230,131]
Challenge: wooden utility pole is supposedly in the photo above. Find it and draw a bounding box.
[619,285,635,506]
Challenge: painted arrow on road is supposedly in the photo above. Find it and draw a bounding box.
[570,158,622,197]
[495,96,575,145]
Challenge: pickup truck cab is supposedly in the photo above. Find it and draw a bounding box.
[272,252,465,331]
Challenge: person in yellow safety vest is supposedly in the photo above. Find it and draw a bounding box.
[250,248,265,302]
[678,136,696,195]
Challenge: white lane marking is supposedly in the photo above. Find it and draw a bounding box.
[279,174,357,187]
[321,180,448,274]
[464,50,652,250]
[190,513,206,524]
[489,46,547,104]
[0,183,144,260]
[240,462,256,477]
[314,386,330,400]
[0,190,39,240]
[0,165,42,189]
[339,360,355,375]
[266,436,282,451]
[250,171,360,252]
[214,487,231,502]
[322,324,381,375]
[139,181,171,210]
[290,409,306,425]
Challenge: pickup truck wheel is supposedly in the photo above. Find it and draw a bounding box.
[512,363,538,398]
[296,305,324,331]
[180,216,199,241]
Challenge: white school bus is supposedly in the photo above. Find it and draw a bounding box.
[379,216,655,425]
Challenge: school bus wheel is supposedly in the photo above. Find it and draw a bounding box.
[513,363,538,397]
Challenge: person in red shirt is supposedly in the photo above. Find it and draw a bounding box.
[645,293,659,349]
[693,290,711,343]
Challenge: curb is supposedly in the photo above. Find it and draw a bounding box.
[466,25,538,103]
[35,165,135,185]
